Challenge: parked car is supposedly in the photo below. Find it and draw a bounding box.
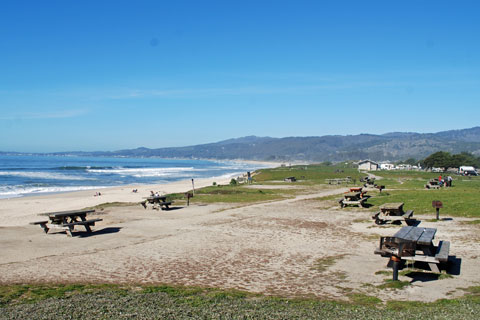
[464,170,478,176]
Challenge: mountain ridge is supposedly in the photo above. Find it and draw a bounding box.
[2,127,480,162]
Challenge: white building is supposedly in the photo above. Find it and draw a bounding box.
[380,163,395,170]
[358,160,379,171]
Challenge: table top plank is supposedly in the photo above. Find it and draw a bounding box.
[418,228,437,245]
[393,226,437,245]
[380,203,404,210]
[393,226,413,239]
[39,209,95,217]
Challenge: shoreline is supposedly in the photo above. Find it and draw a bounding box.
[0,163,279,227]
[0,157,280,200]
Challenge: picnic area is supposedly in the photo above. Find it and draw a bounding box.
[1,163,480,318]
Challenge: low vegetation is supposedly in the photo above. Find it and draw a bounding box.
[1,284,480,319]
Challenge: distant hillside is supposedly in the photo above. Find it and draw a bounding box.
[5,127,480,162]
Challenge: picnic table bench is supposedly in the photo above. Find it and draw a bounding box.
[425,179,442,189]
[349,187,363,192]
[339,191,370,208]
[30,209,102,237]
[374,226,450,280]
[142,196,172,210]
[371,202,416,225]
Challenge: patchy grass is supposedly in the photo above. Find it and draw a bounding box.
[311,255,346,273]
[347,293,382,306]
[2,284,480,319]
[84,202,138,211]
[461,219,480,225]
[377,280,411,290]
[164,183,308,205]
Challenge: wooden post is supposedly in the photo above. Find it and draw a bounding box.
[191,179,195,195]
[185,192,193,206]
[391,256,400,281]
[436,208,440,220]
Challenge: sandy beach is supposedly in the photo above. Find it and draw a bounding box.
[0,177,479,303]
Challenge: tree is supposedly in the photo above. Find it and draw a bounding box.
[422,151,452,169]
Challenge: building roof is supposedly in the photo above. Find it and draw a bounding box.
[358,160,379,165]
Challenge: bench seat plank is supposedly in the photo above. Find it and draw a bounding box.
[435,241,450,262]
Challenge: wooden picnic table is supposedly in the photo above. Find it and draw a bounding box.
[142,196,172,210]
[339,191,370,208]
[425,178,442,189]
[30,209,102,237]
[374,226,450,280]
[372,202,416,225]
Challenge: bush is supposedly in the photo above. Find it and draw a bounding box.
[229,179,238,186]
[212,182,217,186]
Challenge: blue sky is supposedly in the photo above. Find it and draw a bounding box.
[1,0,479,152]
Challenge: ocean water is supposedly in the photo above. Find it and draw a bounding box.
[0,155,269,199]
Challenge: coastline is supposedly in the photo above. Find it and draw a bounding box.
[0,163,279,227]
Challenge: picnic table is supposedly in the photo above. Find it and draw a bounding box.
[425,179,442,189]
[339,191,370,208]
[374,226,450,280]
[363,177,377,188]
[142,196,172,210]
[371,202,416,225]
[30,209,102,237]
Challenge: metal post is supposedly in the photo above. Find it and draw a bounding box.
[436,208,440,220]
[191,179,195,195]
[391,256,400,281]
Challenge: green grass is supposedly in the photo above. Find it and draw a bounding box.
[377,280,411,290]
[311,255,346,273]
[2,284,480,319]
[166,184,295,204]
[0,284,130,307]
[84,202,138,211]
[254,164,365,186]
[363,172,480,218]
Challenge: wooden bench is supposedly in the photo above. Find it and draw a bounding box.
[30,220,49,233]
[435,240,450,262]
[157,201,172,210]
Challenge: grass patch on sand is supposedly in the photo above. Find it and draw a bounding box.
[2,284,480,319]
[166,184,294,204]
[377,279,411,290]
[84,202,139,211]
[311,255,346,273]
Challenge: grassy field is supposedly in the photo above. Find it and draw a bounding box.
[253,164,365,185]
[367,171,480,218]
[1,284,480,319]
[163,164,480,218]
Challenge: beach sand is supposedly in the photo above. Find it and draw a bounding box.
[0,179,479,302]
